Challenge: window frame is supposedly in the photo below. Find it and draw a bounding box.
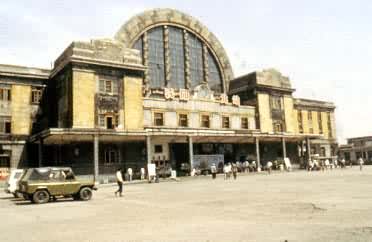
[222,116,230,129]
[241,117,249,129]
[153,112,165,126]
[200,114,210,128]
[31,87,42,104]
[0,88,11,101]
[178,113,188,127]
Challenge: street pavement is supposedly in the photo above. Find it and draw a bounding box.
[1,167,372,242]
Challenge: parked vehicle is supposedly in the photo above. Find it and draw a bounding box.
[4,169,24,197]
[18,167,97,204]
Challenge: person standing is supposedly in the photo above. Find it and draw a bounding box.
[232,163,238,180]
[127,167,133,181]
[267,161,273,174]
[115,168,123,197]
[140,167,145,180]
[211,163,217,179]
[358,157,364,171]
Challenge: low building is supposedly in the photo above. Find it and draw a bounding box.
[0,8,337,177]
[339,136,372,163]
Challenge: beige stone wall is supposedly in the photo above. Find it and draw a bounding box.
[72,70,95,128]
[124,75,143,130]
[330,112,336,139]
[292,109,299,134]
[283,96,295,133]
[301,110,309,134]
[321,112,329,139]
[312,111,319,134]
[257,93,273,132]
[11,85,31,135]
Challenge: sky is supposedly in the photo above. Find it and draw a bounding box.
[0,0,371,143]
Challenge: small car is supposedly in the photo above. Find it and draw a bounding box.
[4,169,24,197]
[18,167,97,204]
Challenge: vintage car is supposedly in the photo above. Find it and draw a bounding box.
[18,167,97,204]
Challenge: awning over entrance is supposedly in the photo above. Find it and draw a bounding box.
[29,128,322,145]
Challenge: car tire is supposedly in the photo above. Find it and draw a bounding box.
[79,187,92,201]
[33,190,50,204]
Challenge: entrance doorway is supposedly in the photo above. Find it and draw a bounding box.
[106,116,113,129]
[169,143,189,175]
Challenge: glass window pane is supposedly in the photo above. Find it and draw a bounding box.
[169,27,185,89]
[208,51,222,93]
[189,33,203,88]
[147,27,165,88]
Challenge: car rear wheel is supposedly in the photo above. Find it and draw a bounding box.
[33,190,50,204]
[79,187,92,201]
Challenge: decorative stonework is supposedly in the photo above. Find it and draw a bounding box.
[114,8,234,87]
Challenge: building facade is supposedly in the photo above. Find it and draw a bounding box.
[0,8,337,177]
[339,137,372,164]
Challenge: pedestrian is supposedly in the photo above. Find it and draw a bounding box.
[127,167,133,181]
[358,157,364,171]
[223,164,228,180]
[341,158,346,168]
[115,168,123,197]
[350,160,353,168]
[267,161,273,174]
[211,163,217,179]
[140,167,145,180]
[232,163,238,179]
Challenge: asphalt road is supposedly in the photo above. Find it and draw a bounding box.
[1,166,372,242]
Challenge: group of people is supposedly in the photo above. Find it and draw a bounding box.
[307,157,365,171]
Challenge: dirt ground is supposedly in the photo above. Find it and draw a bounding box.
[1,166,372,242]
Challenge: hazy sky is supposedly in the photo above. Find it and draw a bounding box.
[1,0,371,143]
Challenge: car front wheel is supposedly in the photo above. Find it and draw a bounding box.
[79,187,92,201]
[33,190,50,204]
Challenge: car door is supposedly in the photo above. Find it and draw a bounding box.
[63,170,80,195]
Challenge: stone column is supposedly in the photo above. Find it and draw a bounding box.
[255,137,261,171]
[188,136,194,171]
[146,135,152,164]
[93,135,99,180]
[282,137,287,159]
[38,138,43,167]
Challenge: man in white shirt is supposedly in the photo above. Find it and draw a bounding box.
[127,167,133,182]
[140,167,145,180]
[266,161,273,174]
[358,157,364,171]
[115,168,123,197]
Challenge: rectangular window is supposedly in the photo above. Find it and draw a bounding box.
[297,111,303,133]
[274,121,284,132]
[154,112,164,126]
[222,116,230,128]
[178,114,188,127]
[99,79,116,94]
[104,148,118,163]
[31,87,42,104]
[99,115,105,127]
[241,117,249,129]
[0,116,11,134]
[201,115,210,128]
[0,88,11,101]
[154,145,163,153]
[270,96,282,110]
[105,80,112,93]
[318,112,323,134]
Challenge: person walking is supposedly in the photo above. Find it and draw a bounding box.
[115,168,124,197]
[211,163,217,179]
[358,157,364,171]
[232,163,238,180]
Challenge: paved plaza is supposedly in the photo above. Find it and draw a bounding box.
[1,167,372,242]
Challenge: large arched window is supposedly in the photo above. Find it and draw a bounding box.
[132,25,223,93]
